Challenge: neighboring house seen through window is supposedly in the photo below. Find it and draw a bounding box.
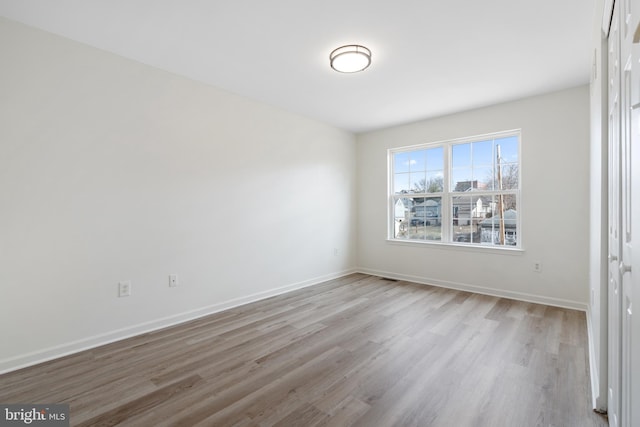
[389,130,520,248]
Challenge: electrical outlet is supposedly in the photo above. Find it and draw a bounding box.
[118,281,131,297]
[533,261,542,273]
[169,274,178,287]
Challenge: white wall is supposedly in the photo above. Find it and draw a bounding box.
[357,86,591,308]
[588,0,609,411]
[0,18,356,372]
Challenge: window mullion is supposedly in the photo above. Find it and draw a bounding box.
[442,144,451,242]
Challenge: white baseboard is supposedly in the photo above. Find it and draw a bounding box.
[0,268,357,375]
[357,267,589,311]
[587,306,609,413]
[586,307,603,411]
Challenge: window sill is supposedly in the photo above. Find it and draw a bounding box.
[386,238,525,255]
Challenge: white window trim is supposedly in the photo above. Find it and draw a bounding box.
[387,129,522,251]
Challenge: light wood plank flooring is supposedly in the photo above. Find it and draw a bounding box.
[0,274,607,426]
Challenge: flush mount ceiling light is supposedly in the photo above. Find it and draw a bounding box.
[330,44,371,73]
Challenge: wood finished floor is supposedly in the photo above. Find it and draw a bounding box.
[0,274,607,427]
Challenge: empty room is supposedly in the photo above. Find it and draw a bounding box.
[0,0,638,426]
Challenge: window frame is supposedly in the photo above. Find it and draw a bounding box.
[388,130,522,250]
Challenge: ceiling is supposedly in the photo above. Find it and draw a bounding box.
[0,0,596,133]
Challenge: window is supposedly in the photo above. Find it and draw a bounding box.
[389,130,520,248]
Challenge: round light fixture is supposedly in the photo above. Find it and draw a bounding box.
[330,45,371,73]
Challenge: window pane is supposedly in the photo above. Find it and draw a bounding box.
[426,146,444,171]
[452,143,471,168]
[410,172,426,193]
[472,140,493,166]
[451,169,473,192]
[409,150,427,172]
[473,166,494,190]
[393,197,412,239]
[496,136,518,163]
[499,163,519,190]
[479,197,518,246]
[394,173,410,194]
[394,197,412,222]
[451,143,472,191]
[394,197,441,241]
[425,171,444,193]
[394,152,410,173]
[501,192,517,211]
[452,196,482,243]
[411,197,442,240]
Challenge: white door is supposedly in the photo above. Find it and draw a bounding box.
[622,0,640,424]
[620,0,634,423]
[609,0,639,425]
[608,3,622,426]
[630,27,640,427]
